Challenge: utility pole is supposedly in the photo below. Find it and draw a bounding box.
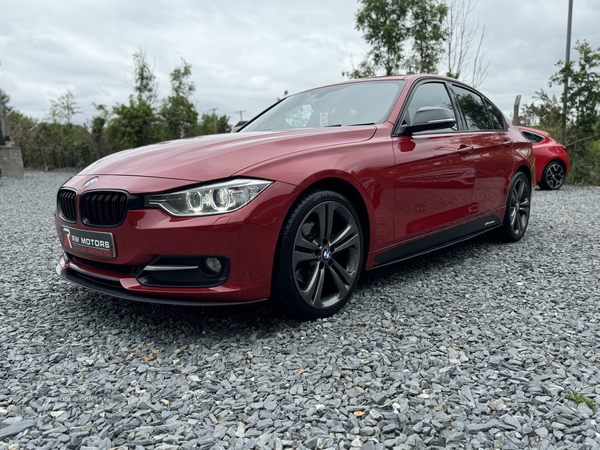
[561,0,574,145]
[0,90,5,146]
[208,108,218,134]
[234,110,246,123]
[513,95,521,126]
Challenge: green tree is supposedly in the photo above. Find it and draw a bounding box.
[406,0,448,74]
[0,88,12,115]
[86,104,117,162]
[550,40,600,135]
[195,113,231,135]
[521,90,562,131]
[48,90,81,124]
[526,40,600,185]
[348,0,413,77]
[8,110,37,155]
[107,98,161,150]
[27,90,90,169]
[130,48,159,105]
[107,49,163,149]
[344,0,448,78]
[159,59,199,140]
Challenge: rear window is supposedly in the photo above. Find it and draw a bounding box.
[453,85,494,131]
[521,130,545,143]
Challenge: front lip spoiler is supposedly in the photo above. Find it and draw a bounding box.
[56,264,268,307]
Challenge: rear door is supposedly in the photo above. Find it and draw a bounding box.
[451,84,515,214]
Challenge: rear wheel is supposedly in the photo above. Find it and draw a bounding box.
[539,160,566,190]
[498,172,531,242]
[273,190,363,319]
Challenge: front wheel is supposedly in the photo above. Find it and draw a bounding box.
[272,190,364,319]
[498,172,531,242]
[539,161,566,190]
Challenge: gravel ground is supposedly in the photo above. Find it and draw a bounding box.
[1,171,599,450]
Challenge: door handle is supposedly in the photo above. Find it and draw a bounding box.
[457,145,473,156]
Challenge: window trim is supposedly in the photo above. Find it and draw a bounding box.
[392,79,465,136]
[450,83,508,132]
[521,130,545,143]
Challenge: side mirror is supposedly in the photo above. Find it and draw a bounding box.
[400,107,456,135]
[231,120,249,133]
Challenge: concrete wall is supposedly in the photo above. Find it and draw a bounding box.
[0,146,24,178]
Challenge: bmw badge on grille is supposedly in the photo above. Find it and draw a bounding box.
[83,177,98,189]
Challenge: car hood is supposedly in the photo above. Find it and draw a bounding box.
[80,127,377,182]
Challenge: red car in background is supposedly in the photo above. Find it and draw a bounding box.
[55,75,534,319]
[517,126,570,190]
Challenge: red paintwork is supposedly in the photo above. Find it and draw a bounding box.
[55,75,534,304]
[516,126,570,184]
[56,180,301,301]
[80,127,376,182]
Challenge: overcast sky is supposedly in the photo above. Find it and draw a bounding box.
[1,0,598,126]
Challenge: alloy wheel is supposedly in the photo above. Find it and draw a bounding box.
[509,176,530,236]
[545,162,565,190]
[292,201,361,309]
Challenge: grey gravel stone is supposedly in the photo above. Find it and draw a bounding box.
[1,174,600,448]
[0,420,36,439]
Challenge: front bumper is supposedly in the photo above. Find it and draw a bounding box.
[56,262,268,306]
[55,179,301,304]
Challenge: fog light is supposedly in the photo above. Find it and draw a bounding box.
[205,257,222,274]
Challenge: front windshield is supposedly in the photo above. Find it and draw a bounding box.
[241,80,406,132]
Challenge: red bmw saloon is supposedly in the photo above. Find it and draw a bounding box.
[517,125,570,190]
[55,75,534,318]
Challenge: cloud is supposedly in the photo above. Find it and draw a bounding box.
[1,0,597,124]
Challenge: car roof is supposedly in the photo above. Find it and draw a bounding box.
[289,74,465,97]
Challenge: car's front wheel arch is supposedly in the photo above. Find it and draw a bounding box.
[271,180,369,319]
[273,178,371,272]
[298,178,371,260]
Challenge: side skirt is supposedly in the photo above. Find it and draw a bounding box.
[372,214,501,268]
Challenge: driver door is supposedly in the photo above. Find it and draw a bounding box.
[392,81,476,242]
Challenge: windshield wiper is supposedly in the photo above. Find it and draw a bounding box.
[322,122,375,128]
[322,122,376,128]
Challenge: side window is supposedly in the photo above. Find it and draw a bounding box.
[403,82,457,132]
[452,85,493,131]
[485,99,506,130]
[522,131,544,143]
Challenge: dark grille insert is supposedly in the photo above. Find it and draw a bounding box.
[81,191,128,227]
[57,189,77,222]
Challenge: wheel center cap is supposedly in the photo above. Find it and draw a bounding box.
[323,249,331,261]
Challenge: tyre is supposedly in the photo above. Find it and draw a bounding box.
[539,160,566,190]
[273,190,364,319]
[498,172,531,242]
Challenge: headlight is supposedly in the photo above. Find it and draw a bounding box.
[146,179,272,217]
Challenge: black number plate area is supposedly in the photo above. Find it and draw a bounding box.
[61,226,115,258]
